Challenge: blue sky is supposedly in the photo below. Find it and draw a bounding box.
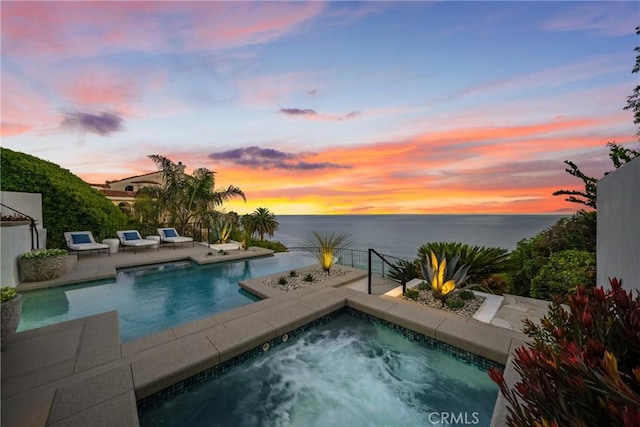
[1,1,638,214]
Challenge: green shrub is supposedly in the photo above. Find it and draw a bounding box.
[302,273,314,283]
[404,288,420,300]
[289,270,298,278]
[417,281,430,291]
[0,148,130,248]
[248,238,287,253]
[445,298,465,309]
[508,210,596,297]
[418,242,517,284]
[489,279,640,426]
[21,248,67,259]
[530,249,596,300]
[1,287,18,303]
[277,276,288,285]
[459,290,475,300]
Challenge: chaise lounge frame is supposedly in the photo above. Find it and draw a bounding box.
[64,231,110,260]
[116,230,160,254]
[157,227,195,250]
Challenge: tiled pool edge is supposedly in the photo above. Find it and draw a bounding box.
[2,280,528,427]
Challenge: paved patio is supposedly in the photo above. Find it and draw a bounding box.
[16,242,273,292]
[490,294,551,331]
[2,245,546,426]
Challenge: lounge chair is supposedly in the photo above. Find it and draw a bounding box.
[157,228,194,249]
[64,231,110,260]
[116,230,159,254]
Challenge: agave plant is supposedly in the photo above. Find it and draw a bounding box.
[418,242,517,284]
[304,231,352,275]
[420,251,470,306]
[211,216,233,243]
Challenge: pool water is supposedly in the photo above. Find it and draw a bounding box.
[17,253,318,342]
[138,313,500,427]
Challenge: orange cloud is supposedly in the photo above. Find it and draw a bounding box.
[72,115,630,216]
[210,117,629,215]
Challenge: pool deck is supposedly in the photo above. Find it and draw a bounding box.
[2,246,536,427]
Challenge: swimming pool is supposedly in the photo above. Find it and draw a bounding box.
[138,310,500,426]
[17,252,318,342]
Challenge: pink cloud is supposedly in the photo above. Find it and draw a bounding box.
[1,2,167,57]
[37,63,169,117]
[0,123,31,137]
[60,69,140,111]
[0,71,59,136]
[190,2,325,50]
[1,2,325,59]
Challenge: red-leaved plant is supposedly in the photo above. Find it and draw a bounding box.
[489,278,640,427]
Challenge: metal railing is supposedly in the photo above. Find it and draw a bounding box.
[368,248,406,295]
[0,202,40,251]
[287,246,409,294]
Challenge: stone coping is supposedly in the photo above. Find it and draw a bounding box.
[238,265,368,299]
[473,291,505,323]
[2,265,528,427]
[208,241,242,251]
[16,245,274,292]
[383,280,507,326]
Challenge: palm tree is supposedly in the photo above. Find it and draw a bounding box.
[136,155,245,234]
[304,231,352,275]
[250,207,279,241]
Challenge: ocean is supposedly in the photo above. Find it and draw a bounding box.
[272,214,566,260]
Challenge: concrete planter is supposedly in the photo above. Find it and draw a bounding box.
[19,254,67,282]
[1,294,22,350]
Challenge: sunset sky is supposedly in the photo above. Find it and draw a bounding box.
[1,1,638,215]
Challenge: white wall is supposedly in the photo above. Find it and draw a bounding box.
[1,191,43,226]
[0,223,33,286]
[597,157,640,293]
[0,191,46,286]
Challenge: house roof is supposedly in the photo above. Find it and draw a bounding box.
[99,189,137,197]
[107,171,158,184]
[131,180,161,184]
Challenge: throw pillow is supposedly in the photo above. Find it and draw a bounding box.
[72,234,91,244]
[164,229,178,238]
